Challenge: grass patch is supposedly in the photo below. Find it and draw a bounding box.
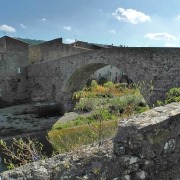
[48,120,118,153]
[52,110,116,131]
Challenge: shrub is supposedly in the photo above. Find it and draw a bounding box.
[74,98,98,112]
[109,95,145,116]
[156,87,180,106]
[0,137,46,169]
[109,97,125,115]
[98,77,108,85]
[165,87,180,104]
[103,81,114,88]
[90,80,98,89]
[115,83,127,89]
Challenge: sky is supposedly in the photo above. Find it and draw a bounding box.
[1,0,180,47]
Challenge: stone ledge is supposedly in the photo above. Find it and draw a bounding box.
[1,102,180,179]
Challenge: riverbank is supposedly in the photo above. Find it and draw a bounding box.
[0,103,61,139]
[0,103,94,173]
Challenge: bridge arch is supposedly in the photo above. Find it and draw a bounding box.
[28,47,180,113]
[60,52,152,112]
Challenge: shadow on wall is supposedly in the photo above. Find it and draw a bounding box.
[30,83,64,116]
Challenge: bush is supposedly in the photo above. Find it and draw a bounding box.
[103,81,114,88]
[98,77,108,85]
[109,97,125,115]
[0,137,46,169]
[165,87,180,104]
[74,98,98,112]
[156,87,180,106]
[109,95,145,116]
[90,80,98,89]
[115,83,127,89]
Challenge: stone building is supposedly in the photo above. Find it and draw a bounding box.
[29,38,91,64]
[91,65,123,83]
[0,36,29,107]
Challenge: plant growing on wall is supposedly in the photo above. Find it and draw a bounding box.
[156,87,180,106]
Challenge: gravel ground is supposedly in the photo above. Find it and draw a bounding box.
[0,104,60,138]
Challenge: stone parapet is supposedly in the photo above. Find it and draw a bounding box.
[1,102,180,179]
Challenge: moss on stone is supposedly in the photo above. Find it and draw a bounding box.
[147,130,170,144]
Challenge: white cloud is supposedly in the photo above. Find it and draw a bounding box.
[112,8,151,24]
[0,24,16,33]
[176,15,180,19]
[109,29,116,34]
[65,38,75,43]
[41,18,47,21]
[20,24,26,29]
[63,26,72,31]
[145,33,176,41]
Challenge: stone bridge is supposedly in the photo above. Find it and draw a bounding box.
[28,47,180,112]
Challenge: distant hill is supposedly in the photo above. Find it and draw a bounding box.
[16,38,46,45]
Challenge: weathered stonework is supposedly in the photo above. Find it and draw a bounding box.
[0,36,29,107]
[1,102,180,179]
[28,38,91,64]
[28,47,180,112]
[1,36,180,112]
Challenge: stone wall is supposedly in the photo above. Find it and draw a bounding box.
[0,36,29,107]
[1,102,180,179]
[29,38,92,64]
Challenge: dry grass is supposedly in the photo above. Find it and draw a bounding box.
[48,120,118,153]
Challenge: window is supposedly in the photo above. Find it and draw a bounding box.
[17,67,21,74]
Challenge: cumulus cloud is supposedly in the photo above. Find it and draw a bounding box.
[63,26,72,31]
[65,38,75,43]
[145,33,176,41]
[109,29,116,34]
[0,24,16,33]
[20,24,26,29]
[112,8,151,24]
[41,18,47,21]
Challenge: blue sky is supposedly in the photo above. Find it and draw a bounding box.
[1,0,180,46]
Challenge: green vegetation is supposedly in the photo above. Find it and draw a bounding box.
[156,87,180,106]
[16,37,45,45]
[48,120,118,152]
[48,81,149,152]
[2,85,180,169]
[0,137,46,170]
